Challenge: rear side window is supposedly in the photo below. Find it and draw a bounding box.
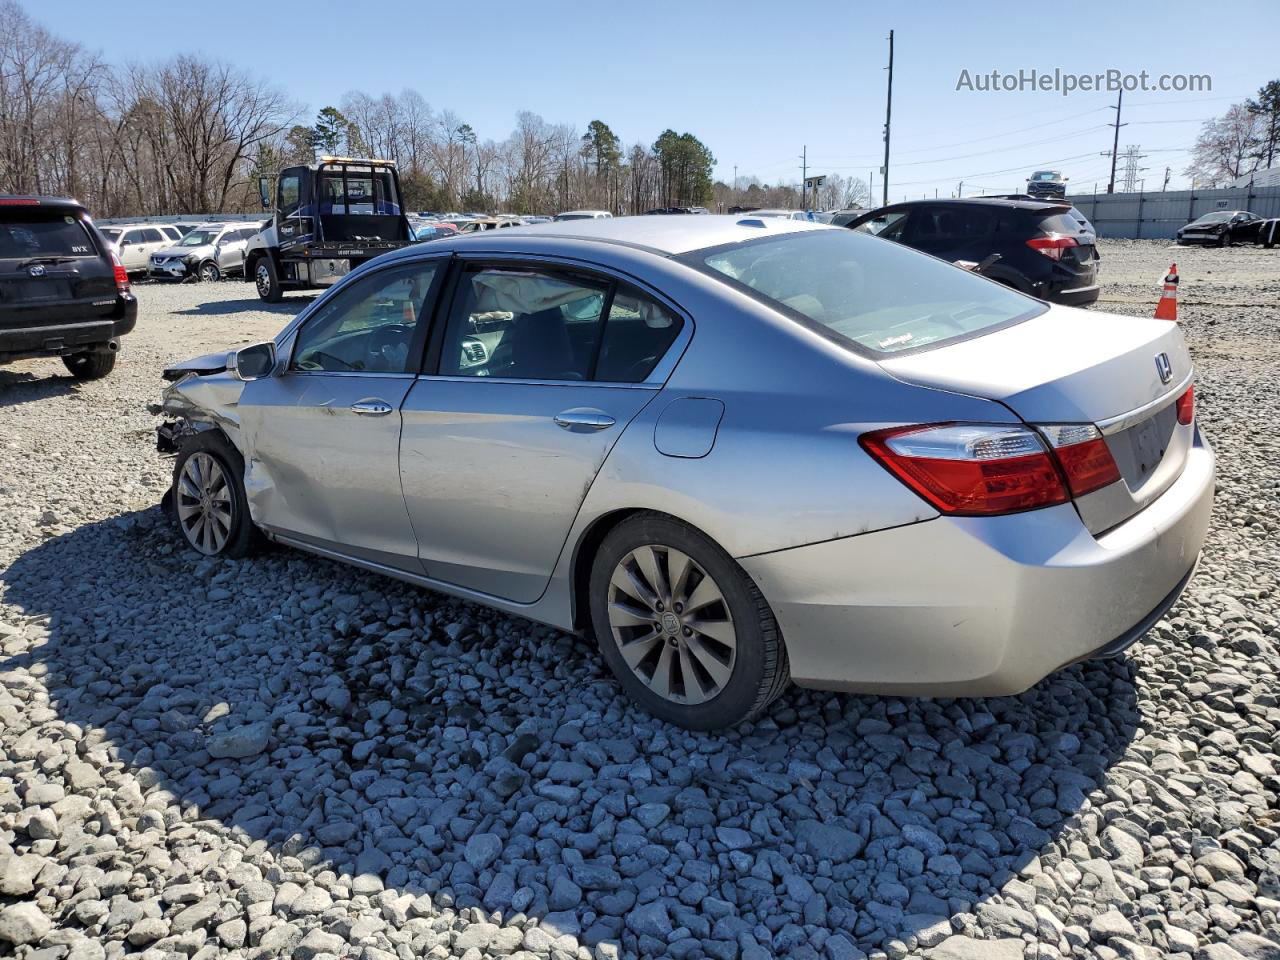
[0,213,97,258]
[696,229,1044,356]
[141,228,164,244]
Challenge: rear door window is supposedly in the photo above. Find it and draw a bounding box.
[0,213,97,258]
[595,286,683,382]
[902,206,995,258]
[141,228,165,245]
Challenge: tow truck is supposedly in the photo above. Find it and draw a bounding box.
[244,156,416,302]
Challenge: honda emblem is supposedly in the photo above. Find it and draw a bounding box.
[1154,352,1173,384]
[27,264,45,277]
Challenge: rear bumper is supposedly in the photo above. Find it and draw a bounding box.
[1046,282,1100,306]
[740,428,1215,696]
[0,302,137,362]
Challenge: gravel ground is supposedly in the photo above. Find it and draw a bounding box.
[1,243,1277,960]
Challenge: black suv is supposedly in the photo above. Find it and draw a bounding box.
[1,196,136,379]
[844,198,1100,306]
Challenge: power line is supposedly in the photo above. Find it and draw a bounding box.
[818,124,1109,170]
[889,150,1100,188]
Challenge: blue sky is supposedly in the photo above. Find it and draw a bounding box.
[45,0,1280,199]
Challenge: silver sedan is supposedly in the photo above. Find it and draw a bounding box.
[157,216,1215,729]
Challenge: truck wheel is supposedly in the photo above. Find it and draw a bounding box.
[198,261,221,283]
[63,349,116,380]
[254,258,283,303]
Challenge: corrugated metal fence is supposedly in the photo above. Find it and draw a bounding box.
[1066,186,1280,239]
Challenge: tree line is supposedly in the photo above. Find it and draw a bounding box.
[0,1,722,217]
[1184,80,1280,186]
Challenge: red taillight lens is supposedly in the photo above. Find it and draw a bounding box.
[110,251,130,293]
[1175,385,1194,425]
[1039,424,1122,498]
[1026,234,1078,261]
[860,424,1070,516]
[0,197,40,205]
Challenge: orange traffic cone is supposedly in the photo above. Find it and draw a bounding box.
[1154,263,1179,321]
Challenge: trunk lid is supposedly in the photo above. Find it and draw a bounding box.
[879,304,1194,532]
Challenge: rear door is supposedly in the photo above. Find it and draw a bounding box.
[116,228,149,271]
[901,205,996,262]
[399,260,685,602]
[0,207,116,331]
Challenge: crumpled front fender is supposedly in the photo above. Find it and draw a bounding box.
[160,370,249,452]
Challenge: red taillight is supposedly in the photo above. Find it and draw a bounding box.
[0,197,40,205]
[1039,424,1122,498]
[862,421,1127,516]
[1175,385,1194,425]
[859,424,1070,516]
[1026,234,1078,261]
[110,251,130,293]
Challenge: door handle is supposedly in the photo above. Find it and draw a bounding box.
[351,399,394,416]
[554,409,616,431]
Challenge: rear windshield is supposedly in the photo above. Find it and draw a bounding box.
[0,212,97,259]
[1040,208,1093,234]
[695,229,1044,355]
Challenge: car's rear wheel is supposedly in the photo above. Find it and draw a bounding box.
[62,349,116,380]
[171,432,258,558]
[589,513,789,730]
[199,261,221,283]
[254,258,282,303]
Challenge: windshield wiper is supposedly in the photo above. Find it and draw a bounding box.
[15,256,77,269]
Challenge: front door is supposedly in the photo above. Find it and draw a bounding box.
[400,263,685,602]
[238,257,444,569]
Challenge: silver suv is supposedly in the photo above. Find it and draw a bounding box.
[148,223,260,282]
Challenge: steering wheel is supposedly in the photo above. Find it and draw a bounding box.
[369,323,413,355]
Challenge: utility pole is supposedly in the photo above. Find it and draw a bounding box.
[957,180,964,198]
[882,29,894,207]
[1106,88,1126,194]
[1161,166,1171,191]
[869,171,874,207]
[799,146,807,209]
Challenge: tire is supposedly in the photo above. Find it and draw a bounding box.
[62,349,116,380]
[254,257,282,303]
[588,513,789,730]
[198,261,221,283]
[170,431,259,558]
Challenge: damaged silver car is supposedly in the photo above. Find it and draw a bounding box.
[156,216,1213,729]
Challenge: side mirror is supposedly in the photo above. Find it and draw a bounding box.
[259,177,272,210]
[231,341,277,381]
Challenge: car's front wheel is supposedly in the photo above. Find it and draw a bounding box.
[199,261,221,283]
[171,432,258,558]
[589,513,789,730]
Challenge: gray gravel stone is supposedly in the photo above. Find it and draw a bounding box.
[1,254,1278,960]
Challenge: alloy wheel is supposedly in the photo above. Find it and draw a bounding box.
[255,262,272,297]
[176,452,234,555]
[200,263,220,282]
[606,544,737,705]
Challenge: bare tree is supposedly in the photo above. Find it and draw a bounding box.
[1185,104,1265,186]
